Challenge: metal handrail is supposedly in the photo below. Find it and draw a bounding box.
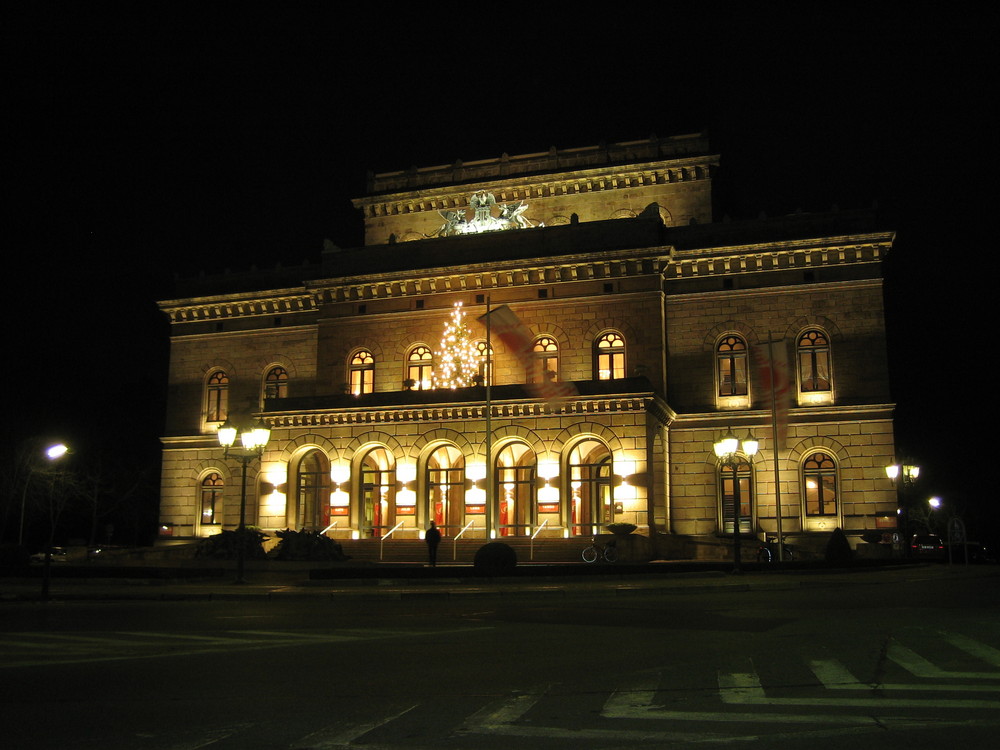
[380,520,405,560]
[319,521,338,536]
[530,520,548,561]
[453,520,475,560]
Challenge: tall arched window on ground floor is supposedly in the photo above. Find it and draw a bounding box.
[568,439,612,535]
[803,452,838,518]
[426,445,465,532]
[200,472,224,527]
[360,447,395,537]
[293,450,330,530]
[496,442,536,537]
[719,458,753,534]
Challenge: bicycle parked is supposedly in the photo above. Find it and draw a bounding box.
[582,537,618,563]
[757,536,796,563]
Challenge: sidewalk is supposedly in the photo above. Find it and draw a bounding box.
[3,560,994,602]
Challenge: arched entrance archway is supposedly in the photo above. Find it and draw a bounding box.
[292,450,330,530]
[359,447,395,537]
[568,439,612,536]
[426,445,465,533]
[496,442,536,537]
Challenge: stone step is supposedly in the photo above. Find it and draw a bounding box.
[337,538,587,564]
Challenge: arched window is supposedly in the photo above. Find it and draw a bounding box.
[532,336,559,383]
[426,445,464,530]
[568,439,612,535]
[206,371,229,423]
[474,340,492,385]
[350,350,375,395]
[803,452,838,517]
[717,335,748,396]
[263,366,288,402]
[407,345,434,390]
[719,459,753,534]
[360,447,395,537]
[200,472,224,526]
[595,332,626,380]
[797,330,831,392]
[294,450,330,530]
[496,442,536,537]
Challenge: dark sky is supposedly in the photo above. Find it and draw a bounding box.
[9,6,997,532]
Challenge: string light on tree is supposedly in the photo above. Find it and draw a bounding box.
[434,302,479,389]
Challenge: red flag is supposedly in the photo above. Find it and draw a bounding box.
[753,338,792,449]
[479,305,577,403]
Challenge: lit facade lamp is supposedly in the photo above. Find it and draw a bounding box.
[714,429,760,573]
[218,417,271,584]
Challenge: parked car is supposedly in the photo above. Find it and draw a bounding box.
[29,547,68,564]
[910,534,945,560]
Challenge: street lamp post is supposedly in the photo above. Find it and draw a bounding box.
[217,417,271,584]
[714,429,760,573]
[885,460,919,554]
[18,442,70,547]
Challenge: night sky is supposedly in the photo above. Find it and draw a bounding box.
[9,7,997,540]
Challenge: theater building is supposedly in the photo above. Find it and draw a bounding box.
[157,133,898,558]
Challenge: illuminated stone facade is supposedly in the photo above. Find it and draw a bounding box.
[158,133,897,558]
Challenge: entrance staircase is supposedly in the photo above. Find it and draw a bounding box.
[336,536,584,565]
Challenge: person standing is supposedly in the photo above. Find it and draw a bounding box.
[425,520,442,566]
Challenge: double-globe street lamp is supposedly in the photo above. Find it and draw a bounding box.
[714,429,759,573]
[217,417,270,584]
[885,461,919,554]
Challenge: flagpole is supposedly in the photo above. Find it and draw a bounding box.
[485,295,494,540]
[768,334,784,561]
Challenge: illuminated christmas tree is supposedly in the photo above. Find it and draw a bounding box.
[434,302,479,389]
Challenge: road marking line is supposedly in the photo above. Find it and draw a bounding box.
[462,686,545,729]
[889,640,1000,680]
[602,675,661,716]
[720,668,1000,709]
[941,632,1000,668]
[810,659,1000,693]
[290,704,418,748]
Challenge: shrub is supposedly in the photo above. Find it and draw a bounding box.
[473,542,517,577]
[270,529,349,561]
[195,528,268,560]
[824,527,853,562]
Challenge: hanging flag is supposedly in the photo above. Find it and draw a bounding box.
[478,305,577,403]
[752,338,792,449]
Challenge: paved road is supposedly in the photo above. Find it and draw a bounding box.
[1,565,998,748]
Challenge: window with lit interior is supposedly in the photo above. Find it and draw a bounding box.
[200,472,224,526]
[407,346,434,390]
[531,336,559,383]
[595,332,626,380]
[803,452,838,517]
[716,335,748,397]
[350,350,374,395]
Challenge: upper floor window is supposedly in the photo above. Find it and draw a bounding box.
[475,340,492,386]
[717,335,748,397]
[797,330,831,392]
[532,336,559,383]
[595,332,626,380]
[200,472,224,525]
[803,452,838,517]
[206,370,229,423]
[263,366,288,402]
[407,345,434,390]
[350,350,375,395]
